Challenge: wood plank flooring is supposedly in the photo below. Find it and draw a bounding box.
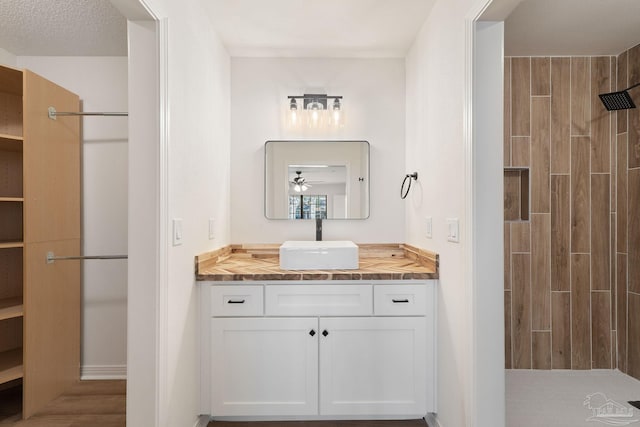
[0,380,125,426]
[0,380,428,427]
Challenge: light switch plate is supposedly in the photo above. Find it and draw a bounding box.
[208,218,215,240]
[425,216,433,239]
[173,218,183,246]
[446,218,459,243]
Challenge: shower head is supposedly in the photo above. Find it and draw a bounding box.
[599,82,640,111]
[599,91,635,111]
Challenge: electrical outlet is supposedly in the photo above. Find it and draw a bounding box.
[173,218,183,246]
[208,218,215,240]
[425,217,432,239]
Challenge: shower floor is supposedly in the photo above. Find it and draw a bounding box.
[507,369,640,427]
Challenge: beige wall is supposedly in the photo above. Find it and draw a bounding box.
[504,44,640,379]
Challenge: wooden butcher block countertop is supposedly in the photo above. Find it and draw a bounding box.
[195,243,439,281]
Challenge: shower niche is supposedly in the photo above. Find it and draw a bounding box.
[504,167,529,222]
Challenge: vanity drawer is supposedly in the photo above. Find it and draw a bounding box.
[265,285,373,316]
[211,286,264,317]
[374,285,427,316]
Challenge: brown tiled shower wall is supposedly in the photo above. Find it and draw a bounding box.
[504,43,640,379]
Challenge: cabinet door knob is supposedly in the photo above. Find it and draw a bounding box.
[309,329,316,337]
[392,299,409,303]
[227,299,245,304]
[322,330,329,337]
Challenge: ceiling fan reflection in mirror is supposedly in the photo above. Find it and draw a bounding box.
[291,171,312,192]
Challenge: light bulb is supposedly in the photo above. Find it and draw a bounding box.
[288,98,300,129]
[333,109,341,125]
[294,185,301,192]
[331,98,344,127]
[307,100,324,128]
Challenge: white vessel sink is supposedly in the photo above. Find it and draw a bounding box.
[279,241,359,270]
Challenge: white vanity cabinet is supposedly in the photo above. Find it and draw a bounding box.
[210,317,319,416]
[201,281,437,420]
[318,316,427,416]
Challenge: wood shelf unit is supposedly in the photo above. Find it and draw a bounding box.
[0,64,25,396]
[0,298,23,321]
[0,348,23,384]
[1,66,81,419]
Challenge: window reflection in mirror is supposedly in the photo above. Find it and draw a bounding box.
[265,141,370,220]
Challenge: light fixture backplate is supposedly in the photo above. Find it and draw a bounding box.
[303,94,328,110]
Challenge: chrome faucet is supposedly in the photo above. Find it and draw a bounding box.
[315,218,322,241]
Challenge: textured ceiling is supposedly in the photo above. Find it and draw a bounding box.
[4,0,638,59]
[0,0,127,56]
[505,0,640,56]
[203,0,437,57]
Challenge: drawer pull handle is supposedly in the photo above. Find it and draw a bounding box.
[322,330,329,337]
[309,329,316,337]
[227,299,246,304]
[392,299,410,303]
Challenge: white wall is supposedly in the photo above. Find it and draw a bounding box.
[406,0,491,425]
[0,48,16,67]
[16,56,128,378]
[139,0,231,426]
[230,58,405,243]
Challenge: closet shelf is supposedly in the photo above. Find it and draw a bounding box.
[0,297,23,321]
[0,133,23,142]
[0,197,23,202]
[0,242,23,249]
[0,348,23,385]
[0,135,23,152]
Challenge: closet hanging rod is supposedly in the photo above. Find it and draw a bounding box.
[46,251,127,264]
[48,107,128,120]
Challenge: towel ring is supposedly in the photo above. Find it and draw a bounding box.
[401,172,418,199]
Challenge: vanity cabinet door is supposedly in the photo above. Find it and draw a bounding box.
[318,317,427,416]
[211,317,318,416]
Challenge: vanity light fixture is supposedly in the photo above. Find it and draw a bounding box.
[287,94,345,129]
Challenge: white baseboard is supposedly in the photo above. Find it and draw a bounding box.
[80,364,127,380]
[194,415,210,427]
[425,412,442,427]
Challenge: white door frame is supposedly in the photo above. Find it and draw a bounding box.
[110,0,169,425]
[464,0,521,426]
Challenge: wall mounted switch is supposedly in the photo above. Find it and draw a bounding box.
[173,218,183,246]
[425,217,433,239]
[446,218,459,243]
[208,218,215,240]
